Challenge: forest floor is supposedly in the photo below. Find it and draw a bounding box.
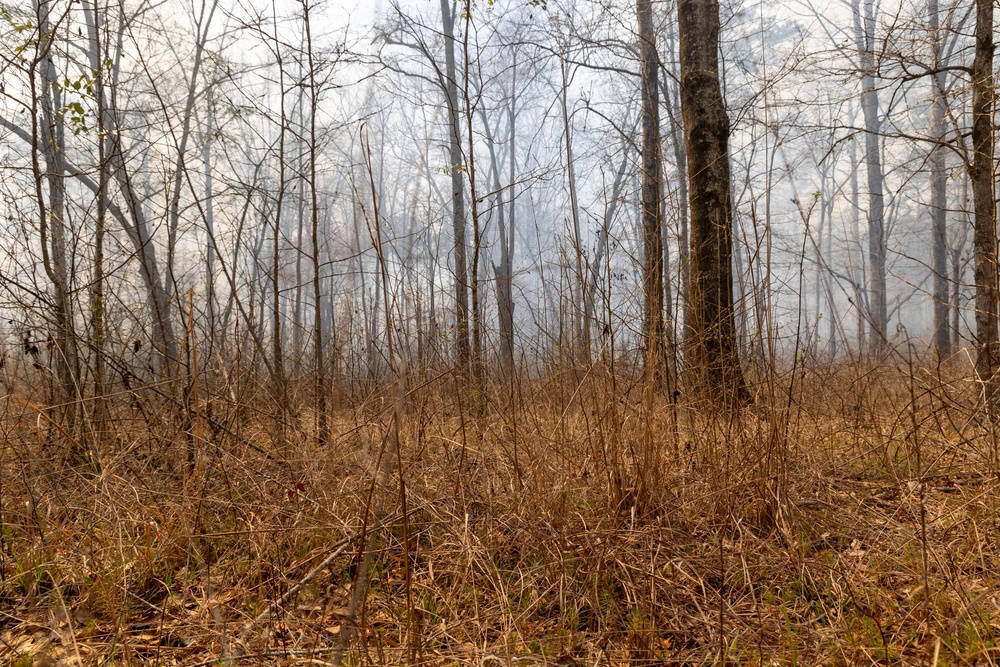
[1,364,999,666]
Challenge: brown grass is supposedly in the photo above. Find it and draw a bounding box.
[1,361,999,666]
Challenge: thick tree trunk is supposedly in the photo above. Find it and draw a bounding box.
[92,3,108,438]
[678,0,745,405]
[638,0,666,387]
[970,0,997,400]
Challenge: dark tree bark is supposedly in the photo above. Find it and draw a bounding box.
[638,0,666,387]
[969,0,997,400]
[678,0,745,405]
[203,89,217,343]
[92,0,108,437]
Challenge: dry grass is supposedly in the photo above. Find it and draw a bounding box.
[1,361,999,666]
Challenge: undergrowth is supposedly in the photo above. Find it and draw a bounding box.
[1,361,999,665]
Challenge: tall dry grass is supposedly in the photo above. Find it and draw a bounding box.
[1,357,998,665]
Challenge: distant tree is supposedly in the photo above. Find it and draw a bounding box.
[32,0,81,437]
[852,0,887,357]
[301,0,329,444]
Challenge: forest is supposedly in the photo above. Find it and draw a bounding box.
[0,0,999,663]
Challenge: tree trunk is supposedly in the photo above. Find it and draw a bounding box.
[951,183,968,350]
[678,0,745,405]
[500,58,517,379]
[929,0,950,359]
[203,89,217,345]
[638,0,666,388]
[92,0,108,440]
[854,0,887,356]
[440,0,470,372]
[585,151,628,344]
[849,138,868,353]
[970,0,997,400]
[34,0,81,436]
[78,0,177,376]
[661,37,690,327]
[555,22,588,365]
[301,0,328,443]
[462,1,485,384]
[272,30,288,422]
[481,57,517,380]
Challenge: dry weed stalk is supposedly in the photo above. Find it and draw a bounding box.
[0,358,999,665]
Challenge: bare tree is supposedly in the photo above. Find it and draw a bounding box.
[969,0,996,400]
[637,0,665,387]
[928,0,950,359]
[79,0,178,376]
[678,0,745,404]
[553,16,589,365]
[270,2,289,422]
[440,0,472,372]
[32,0,81,435]
[301,0,329,444]
[853,0,887,356]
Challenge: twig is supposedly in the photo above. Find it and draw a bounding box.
[240,535,356,637]
[189,646,341,667]
[240,503,431,638]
